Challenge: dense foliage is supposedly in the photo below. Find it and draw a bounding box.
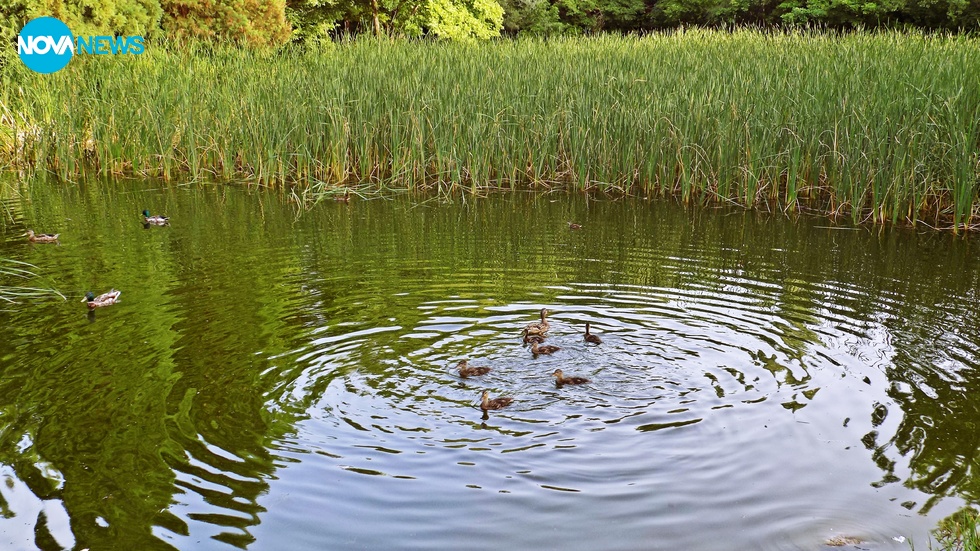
[0,0,290,45]
[0,0,977,44]
[285,0,978,38]
[161,0,292,46]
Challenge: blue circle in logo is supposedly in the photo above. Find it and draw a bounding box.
[18,17,74,74]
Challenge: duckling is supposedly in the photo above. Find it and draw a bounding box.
[552,369,590,386]
[530,340,560,356]
[81,289,120,309]
[25,230,59,243]
[335,189,351,203]
[142,209,169,225]
[522,308,551,337]
[584,322,602,345]
[457,360,491,378]
[567,221,582,230]
[523,333,546,345]
[480,390,513,411]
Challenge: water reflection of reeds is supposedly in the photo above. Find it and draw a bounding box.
[1,184,979,548]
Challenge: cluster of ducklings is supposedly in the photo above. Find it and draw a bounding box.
[24,210,169,309]
[458,308,602,413]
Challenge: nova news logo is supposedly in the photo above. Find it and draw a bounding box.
[17,16,145,74]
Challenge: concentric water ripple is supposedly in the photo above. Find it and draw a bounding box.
[2,183,980,550]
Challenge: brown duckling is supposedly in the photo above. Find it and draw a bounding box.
[584,322,602,345]
[523,333,546,345]
[522,308,551,337]
[530,341,560,356]
[480,390,513,411]
[568,221,582,230]
[25,230,59,243]
[457,360,491,378]
[552,369,590,386]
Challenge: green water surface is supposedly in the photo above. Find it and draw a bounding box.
[1,178,979,550]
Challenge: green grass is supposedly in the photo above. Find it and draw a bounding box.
[0,258,66,304]
[1,31,979,229]
[922,508,980,551]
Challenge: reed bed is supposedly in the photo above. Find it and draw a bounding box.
[1,31,978,229]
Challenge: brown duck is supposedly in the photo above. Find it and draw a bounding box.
[531,341,560,356]
[457,360,491,378]
[480,390,513,411]
[552,369,589,386]
[25,230,59,243]
[584,322,602,345]
[523,333,546,345]
[522,308,551,337]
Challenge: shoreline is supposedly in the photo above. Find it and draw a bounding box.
[2,31,979,232]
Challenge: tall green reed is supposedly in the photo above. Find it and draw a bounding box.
[2,31,978,229]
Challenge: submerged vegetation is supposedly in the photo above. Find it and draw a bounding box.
[1,31,979,230]
[0,258,66,304]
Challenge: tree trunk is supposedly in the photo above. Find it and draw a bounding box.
[372,0,381,36]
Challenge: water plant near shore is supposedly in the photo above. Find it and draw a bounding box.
[1,31,978,230]
[922,508,980,551]
[0,259,66,304]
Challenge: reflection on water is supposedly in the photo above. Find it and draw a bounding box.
[1,178,979,550]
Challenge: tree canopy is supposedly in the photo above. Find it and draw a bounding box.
[0,0,977,48]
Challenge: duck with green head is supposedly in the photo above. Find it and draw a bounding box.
[82,289,120,309]
[142,210,169,225]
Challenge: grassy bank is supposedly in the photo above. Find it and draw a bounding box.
[1,31,979,229]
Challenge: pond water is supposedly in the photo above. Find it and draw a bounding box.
[1,178,979,551]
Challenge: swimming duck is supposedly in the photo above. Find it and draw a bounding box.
[25,230,59,243]
[552,369,590,386]
[81,289,120,309]
[584,322,602,345]
[523,333,546,345]
[335,189,351,203]
[142,210,169,225]
[568,222,582,230]
[480,390,513,411]
[531,341,560,356]
[457,360,491,378]
[522,308,551,337]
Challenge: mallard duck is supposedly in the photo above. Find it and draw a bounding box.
[480,390,513,411]
[81,289,120,309]
[25,230,59,243]
[584,322,602,345]
[530,341,560,356]
[523,333,546,345]
[457,360,491,378]
[552,369,590,386]
[522,308,551,337]
[142,209,169,225]
[567,221,582,230]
